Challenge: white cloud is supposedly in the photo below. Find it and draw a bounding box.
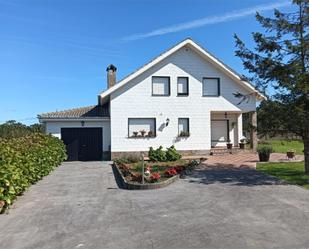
[122,1,291,41]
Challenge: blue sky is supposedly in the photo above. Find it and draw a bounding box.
[0,0,294,124]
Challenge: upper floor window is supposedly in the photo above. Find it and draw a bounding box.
[203,77,220,96]
[177,77,189,96]
[152,76,170,96]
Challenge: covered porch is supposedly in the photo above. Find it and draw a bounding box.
[210,111,257,150]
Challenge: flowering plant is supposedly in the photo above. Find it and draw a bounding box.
[150,172,161,182]
[165,168,177,177]
[174,166,184,173]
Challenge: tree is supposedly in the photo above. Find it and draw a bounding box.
[234,0,309,173]
[0,120,44,139]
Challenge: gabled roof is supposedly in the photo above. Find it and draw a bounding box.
[98,38,266,104]
[38,104,109,120]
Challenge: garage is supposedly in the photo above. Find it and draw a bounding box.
[61,128,103,161]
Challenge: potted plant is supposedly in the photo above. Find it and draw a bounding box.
[179,131,190,137]
[226,139,233,150]
[132,131,138,137]
[239,136,246,149]
[140,130,146,137]
[257,145,273,162]
[147,130,154,137]
[286,149,295,159]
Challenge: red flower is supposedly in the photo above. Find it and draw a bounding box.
[165,168,177,176]
[150,172,161,181]
[174,166,184,173]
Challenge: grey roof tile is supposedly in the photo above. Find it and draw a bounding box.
[38,104,109,119]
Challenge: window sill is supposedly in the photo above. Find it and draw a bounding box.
[178,135,190,138]
[151,95,170,97]
[128,136,157,139]
[202,95,220,97]
[177,94,189,97]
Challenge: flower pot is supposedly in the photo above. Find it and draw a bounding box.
[226,143,233,150]
[258,153,270,162]
[239,143,245,149]
[287,151,295,159]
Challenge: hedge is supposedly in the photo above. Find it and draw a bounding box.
[0,133,67,212]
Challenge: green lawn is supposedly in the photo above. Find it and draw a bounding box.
[257,162,309,189]
[262,139,304,155]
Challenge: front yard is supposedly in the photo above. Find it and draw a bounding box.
[257,162,309,189]
[262,139,304,155]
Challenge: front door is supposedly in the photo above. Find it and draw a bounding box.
[211,120,229,147]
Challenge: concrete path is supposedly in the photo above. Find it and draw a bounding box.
[1,161,309,249]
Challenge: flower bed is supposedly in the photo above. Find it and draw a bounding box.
[113,159,200,190]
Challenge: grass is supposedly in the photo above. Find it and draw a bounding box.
[262,139,304,155]
[257,162,309,189]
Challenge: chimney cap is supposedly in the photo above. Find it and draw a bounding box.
[106,64,117,72]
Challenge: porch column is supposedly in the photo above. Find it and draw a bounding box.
[250,111,257,151]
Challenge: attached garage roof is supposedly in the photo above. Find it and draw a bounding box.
[38,104,109,120]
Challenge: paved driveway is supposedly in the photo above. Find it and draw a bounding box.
[1,161,309,249]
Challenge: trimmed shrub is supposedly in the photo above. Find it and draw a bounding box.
[148,146,181,162]
[114,155,140,165]
[166,145,182,161]
[0,133,67,212]
[148,146,166,162]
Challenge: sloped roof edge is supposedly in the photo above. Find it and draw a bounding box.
[99,38,266,103]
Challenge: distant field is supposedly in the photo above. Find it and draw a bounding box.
[262,139,304,155]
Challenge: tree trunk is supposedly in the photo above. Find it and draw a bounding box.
[304,138,309,174]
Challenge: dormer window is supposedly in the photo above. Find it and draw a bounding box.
[152,76,170,96]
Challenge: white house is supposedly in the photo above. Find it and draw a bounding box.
[39,38,265,161]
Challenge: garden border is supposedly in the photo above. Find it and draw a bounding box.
[112,163,179,190]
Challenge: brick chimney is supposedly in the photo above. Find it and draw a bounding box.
[106,64,117,88]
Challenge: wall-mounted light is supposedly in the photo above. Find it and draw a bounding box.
[224,112,227,119]
[165,118,170,127]
[81,121,85,127]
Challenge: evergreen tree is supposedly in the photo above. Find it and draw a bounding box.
[234,0,309,173]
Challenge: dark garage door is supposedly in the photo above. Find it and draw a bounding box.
[61,128,103,161]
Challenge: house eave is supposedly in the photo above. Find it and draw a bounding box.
[38,117,110,123]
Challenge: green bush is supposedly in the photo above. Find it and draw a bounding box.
[0,133,67,212]
[257,145,273,162]
[166,145,182,161]
[149,146,166,162]
[148,145,181,162]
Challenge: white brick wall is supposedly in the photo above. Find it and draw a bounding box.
[110,47,256,152]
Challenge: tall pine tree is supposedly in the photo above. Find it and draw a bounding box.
[234,0,309,173]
